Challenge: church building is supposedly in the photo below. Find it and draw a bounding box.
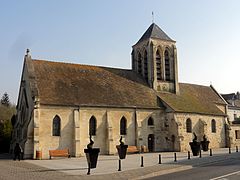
[12,23,228,159]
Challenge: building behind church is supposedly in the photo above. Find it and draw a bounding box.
[11,23,231,159]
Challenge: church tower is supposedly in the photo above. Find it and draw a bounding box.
[132,23,179,94]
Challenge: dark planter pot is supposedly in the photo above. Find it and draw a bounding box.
[116,145,128,159]
[189,142,201,156]
[84,148,100,169]
[201,141,210,151]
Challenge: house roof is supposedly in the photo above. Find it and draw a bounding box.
[137,23,175,44]
[27,59,226,116]
[29,59,159,108]
[222,93,240,108]
[157,83,226,116]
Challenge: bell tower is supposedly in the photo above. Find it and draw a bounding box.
[132,23,179,94]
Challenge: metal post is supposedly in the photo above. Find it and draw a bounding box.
[210,149,212,156]
[199,150,202,158]
[188,151,190,159]
[118,159,121,171]
[141,156,144,167]
[159,154,161,164]
[236,146,238,153]
[174,153,177,162]
[87,162,91,175]
[229,147,231,154]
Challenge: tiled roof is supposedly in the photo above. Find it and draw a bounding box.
[137,23,174,44]
[27,59,226,116]
[157,83,226,116]
[29,59,159,108]
[222,93,240,108]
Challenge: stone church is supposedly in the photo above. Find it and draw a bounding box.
[12,23,228,159]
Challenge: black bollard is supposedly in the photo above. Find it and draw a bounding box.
[141,156,144,167]
[118,159,121,171]
[87,162,91,175]
[199,150,202,158]
[236,146,238,153]
[188,151,190,159]
[159,154,162,164]
[174,153,177,162]
[229,147,231,154]
[210,149,212,156]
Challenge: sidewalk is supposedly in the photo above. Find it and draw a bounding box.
[25,148,240,179]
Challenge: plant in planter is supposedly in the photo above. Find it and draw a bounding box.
[189,133,201,156]
[84,136,100,175]
[116,136,128,159]
[201,135,210,151]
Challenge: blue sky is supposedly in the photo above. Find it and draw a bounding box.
[1,0,240,103]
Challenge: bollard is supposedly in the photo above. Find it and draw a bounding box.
[141,156,144,167]
[87,162,91,175]
[174,152,177,162]
[188,151,190,160]
[118,159,121,171]
[210,149,212,156]
[229,147,231,154]
[199,150,202,158]
[236,146,238,153]
[159,154,162,164]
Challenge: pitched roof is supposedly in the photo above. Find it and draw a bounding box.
[26,59,226,116]
[137,23,174,44]
[157,83,226,116]
[222,93,240,108]
[28,59,159,108]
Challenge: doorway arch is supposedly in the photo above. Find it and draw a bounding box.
[148,134,155,152]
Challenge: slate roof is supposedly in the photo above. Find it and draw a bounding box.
[222,93,240,108]
[137,23,175,44]
[28,59,159,108]
[27,59,226,116]
[157,83,226,116]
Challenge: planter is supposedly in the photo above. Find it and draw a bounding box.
[189,142,201,156]
[84,148,100,168]
[201,141,209,151]
[116,145,128,159]
[36,150,42,160]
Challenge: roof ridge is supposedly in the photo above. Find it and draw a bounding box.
[179,82,210,88]
[32,59,131,71]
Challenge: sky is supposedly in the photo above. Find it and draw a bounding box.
[0,0,240,104]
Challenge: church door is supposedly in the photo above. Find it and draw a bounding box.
[148,134,155,152]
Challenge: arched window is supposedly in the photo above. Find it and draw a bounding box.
[120,116,127,135]
[211,119,216,133]
[148,117,154,126]
[144,50,148,81]
[89,116,97,136]
[186,118,192,133]
[156,50,161,80]
[52,115,61,136]
[164,50,170,81]
[137,53,142,75]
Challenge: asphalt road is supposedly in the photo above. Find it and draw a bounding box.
[146,157,240,180]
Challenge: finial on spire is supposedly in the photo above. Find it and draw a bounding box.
[152,11,154,23]
[26,48,30,56]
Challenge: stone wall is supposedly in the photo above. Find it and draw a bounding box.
[33,105,168,159]
[173,113,227,152]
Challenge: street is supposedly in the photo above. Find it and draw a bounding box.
[146,156,240,180]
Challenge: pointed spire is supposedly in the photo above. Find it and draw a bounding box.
[136,23,175,44]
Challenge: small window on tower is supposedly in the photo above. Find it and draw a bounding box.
[165,50,170,81]
[156,50,161,80]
